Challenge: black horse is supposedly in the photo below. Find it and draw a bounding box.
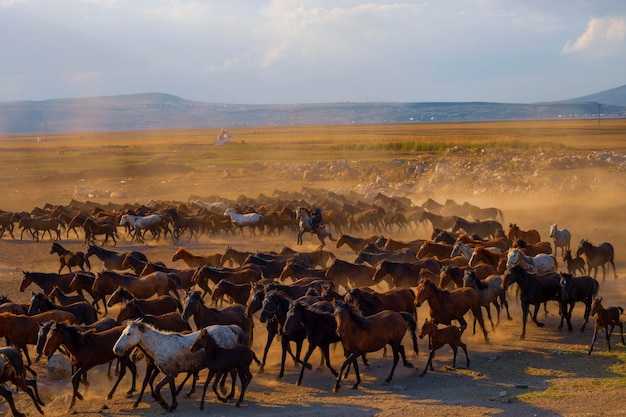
[502,265,561,340]
[558,273,599,332]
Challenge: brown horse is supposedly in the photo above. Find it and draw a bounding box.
[576,239,617,281]
[92,270,181,305]
[455,233,510,251]
[332,301,417,392]
[277,261,328,282]
[507,223,541,244]
[418,318,469,376]
[82,217,117,246]
[416,241,453,259]
[277,247,336,268]
[107,287,182,313]
[469,245,503,269]
[343,287,418,354]
[42,322,137,412]
[587,297,625,354]
[0,311,77,365]
[371,259,440,288]
[19,271,83,296]
[0,346,46,417]
[211,279,252,306]
[50,242,91,274]
[438,264,497,289]
[414,278,489,342]
[324,259,378,290]
[512,239,552,256]
[115,301,191,332]
[335,234,381,254]
[220,246,254,267]
[171,246,223,268]
[354,247,418,266]
[191,264,263,298]
[182,291,254,344]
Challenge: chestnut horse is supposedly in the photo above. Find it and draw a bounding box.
[414,278,489,342]
[0,311,77,366]
[171,246,223,268]
[507,223,541,245]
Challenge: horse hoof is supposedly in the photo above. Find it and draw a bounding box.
[404,362,414,368]
[537,323,545,328]
[350,384,359,390]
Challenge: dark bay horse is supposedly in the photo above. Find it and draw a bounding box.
[501,265,561,340]
[452,218,503,239]
[576,239,617,281]
[93,270,181,305]
[0,346,45,417]
[324,259,377,290]
[27,292,98,325]
[333,301,417,392]
[85,245,147,271]
[107,287,182,313]
[43,322,137,412]
[182,291,253,344]
[414,279,489,343]
[50,242,90,274]
[372,259,440,288]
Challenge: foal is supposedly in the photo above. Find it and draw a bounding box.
[588,297,625,355]
[418,318,469,376]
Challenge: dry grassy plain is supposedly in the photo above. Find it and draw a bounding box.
[1,119,626,417]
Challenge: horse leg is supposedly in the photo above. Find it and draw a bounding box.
[383,343,401,384]
[154,374,173,411]
[259,328,276,373]
[472,307,489,343]
[333,352,357,392]
[588,326,600,355]
[133,362,157,408]
[0,385,23,417]
[199,370,216,410]
[420,347,438,376]
[531,303,545,328]
[212,371,229,403]
[67,368,85,411]
[107,356,133,399]
[520,302,530,340]
[398,344,413,368]
[450,344,458,368]
[296,343,317,386]
[321,344,338,377]
[605,325,612,352]
[461,341,470,367]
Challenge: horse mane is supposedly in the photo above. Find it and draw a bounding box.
[337,301,371,330]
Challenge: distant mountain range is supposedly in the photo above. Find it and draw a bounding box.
[1,85,625,134]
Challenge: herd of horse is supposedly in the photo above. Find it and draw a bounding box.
[0,191,624,415]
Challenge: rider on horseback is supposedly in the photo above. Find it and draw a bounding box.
[311,207,323,231]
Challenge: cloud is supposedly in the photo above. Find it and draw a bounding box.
[563,16,626,56]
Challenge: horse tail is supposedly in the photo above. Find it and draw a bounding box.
[242,316,254,348]
[618,306,624,315]
[174,297,184,313]
[400,311,419,355]
[84,255,91,272]
[167,273,183,289]
[251,350,261,366]
[497,208,505,222]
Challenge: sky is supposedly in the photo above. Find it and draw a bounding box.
[1,0,625,104]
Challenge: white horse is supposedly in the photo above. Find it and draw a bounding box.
[119,214,164,242]
[113,320,247,411]
[295,206,336,249]
[506,247,557,275]
[224,209,265,235]
[549,224,571,257]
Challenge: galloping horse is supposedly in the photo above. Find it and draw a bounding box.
[333,301,417,392]
[119,214,165,242]
[576,239,617,281]
[171,246,223,268]
[296,207,336,249]
[224,209,265,235]
[85,245,147,271]
[50,242,90,274]
[549,224,571,257]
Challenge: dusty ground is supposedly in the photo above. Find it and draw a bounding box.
[1,132,626,416]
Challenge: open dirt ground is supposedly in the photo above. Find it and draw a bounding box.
[1,124,626,417]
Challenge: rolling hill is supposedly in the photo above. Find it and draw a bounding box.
[1,86,625,134]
